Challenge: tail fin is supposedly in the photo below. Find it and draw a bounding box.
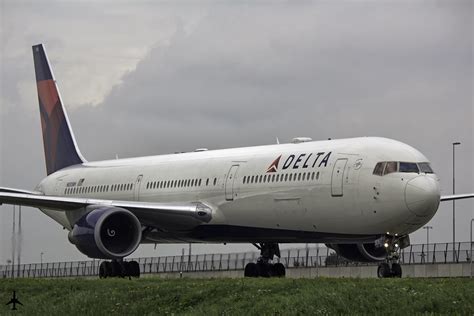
[32,44,86,175]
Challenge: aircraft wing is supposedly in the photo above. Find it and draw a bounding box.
[0,188,212,231]
[440,193,474,201]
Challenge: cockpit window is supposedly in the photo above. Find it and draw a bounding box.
[373,162,386,176]
[383,161,398,175]
[418,162,434,174]
[374,161,435,176]
[399,162,419,173]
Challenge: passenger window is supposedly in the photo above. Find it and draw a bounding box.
[316,172,320,180]
[373,162,385,176]
[384,162,398,175]
[399,162,419,173]
[418,162,434,174]
[213,178,217,185]
[206,178,209,186]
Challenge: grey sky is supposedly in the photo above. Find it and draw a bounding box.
[1,0,472,264]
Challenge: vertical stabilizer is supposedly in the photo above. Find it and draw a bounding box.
[32,44,86,175]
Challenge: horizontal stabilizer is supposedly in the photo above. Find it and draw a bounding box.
[440,193,474,201]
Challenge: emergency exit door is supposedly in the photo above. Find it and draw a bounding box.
[331,158,347,196]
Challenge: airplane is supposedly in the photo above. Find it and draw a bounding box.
[1,44,473,279]
[6,291,23,310]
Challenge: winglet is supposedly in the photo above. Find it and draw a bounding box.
[32,44,86,175]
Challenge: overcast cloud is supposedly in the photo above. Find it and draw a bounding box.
[1,0,472,264]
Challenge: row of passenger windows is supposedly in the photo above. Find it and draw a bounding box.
[146,178,217,190]
[243,171,320,184]
[64,183,133,195]
[63,171,323,195]
[373,161,434,176]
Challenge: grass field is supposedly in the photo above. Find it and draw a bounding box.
[0,277,473,315]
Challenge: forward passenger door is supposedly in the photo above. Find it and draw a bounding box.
[225,165,240,201]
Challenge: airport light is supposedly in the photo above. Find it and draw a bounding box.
[40,252,44,265]
[423,226,433,262]
[452,142,461,260]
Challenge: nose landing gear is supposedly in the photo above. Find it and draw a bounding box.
[377,262,402,278]
[244,243,286,277]
[377,235,407,278]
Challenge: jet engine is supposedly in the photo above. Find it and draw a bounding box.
[326,243,387,262]
[68,206,142,259]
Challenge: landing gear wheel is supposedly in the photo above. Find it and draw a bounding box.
[110,261,121,277]
[391,263,402,278]
[257,262,270,278]
[129,260,140,278]
[243,243,284,278]
[123,261,131,277]
[99,261,109,278]
[377,263,391,278]
[273,263,286,277]
[244,263,258,277]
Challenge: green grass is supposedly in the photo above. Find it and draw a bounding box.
[0,277,472,315]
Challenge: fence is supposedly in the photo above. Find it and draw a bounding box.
[0,242,471,278]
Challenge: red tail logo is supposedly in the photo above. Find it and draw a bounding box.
[266,155,282,173]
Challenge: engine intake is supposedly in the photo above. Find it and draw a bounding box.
[68,206,142,259]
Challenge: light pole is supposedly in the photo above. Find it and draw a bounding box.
[470,219,473,278]
[6,259,12,278]
[452,142,461,260]
[423,226,433,262]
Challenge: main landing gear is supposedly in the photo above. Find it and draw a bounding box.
[244,243,286,278]
[377,235,405,278]
[99,259,140,278]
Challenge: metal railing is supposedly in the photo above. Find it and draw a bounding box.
[0,242,471,279]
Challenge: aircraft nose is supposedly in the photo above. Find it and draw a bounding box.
[405,176,440,217]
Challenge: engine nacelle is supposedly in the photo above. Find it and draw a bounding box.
[326,243,387,263]
[68,206,142,259]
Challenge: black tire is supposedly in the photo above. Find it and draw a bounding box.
[377,263,391,278]
[129,261,140,278]
[110,261,121,277]
[123,261,131,277]
[257,262,270,278]
[244,263,258,277]
[391,263,402,278]
[99,261,108,279]
[273,263,286,277]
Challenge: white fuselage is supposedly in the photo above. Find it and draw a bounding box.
[36,137,440,244]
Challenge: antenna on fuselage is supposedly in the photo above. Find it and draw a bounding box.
[276,137,280,144]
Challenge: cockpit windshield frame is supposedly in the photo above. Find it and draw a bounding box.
[373,161,434,176]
